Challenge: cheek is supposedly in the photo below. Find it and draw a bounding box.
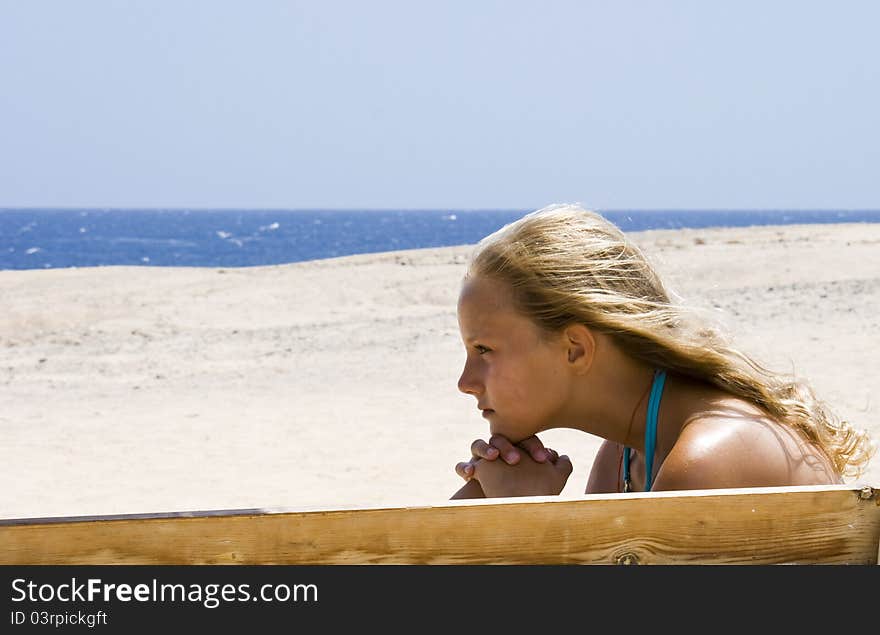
[481,364,523,405]
[531,368,566,405]
[501,355,565,405]
[529,351,570,400]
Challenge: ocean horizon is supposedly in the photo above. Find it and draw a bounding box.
[2,207,880,271]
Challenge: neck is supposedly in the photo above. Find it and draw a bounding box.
[557,335,658,449]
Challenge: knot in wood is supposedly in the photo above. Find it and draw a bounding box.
[616,552,640,565]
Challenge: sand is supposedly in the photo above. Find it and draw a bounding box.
[1,222,878,520]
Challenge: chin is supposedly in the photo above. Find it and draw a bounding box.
[488,423,532,445]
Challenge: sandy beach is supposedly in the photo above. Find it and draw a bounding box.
[1,222,878,520]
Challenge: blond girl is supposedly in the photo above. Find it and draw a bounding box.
[451,204,873,499]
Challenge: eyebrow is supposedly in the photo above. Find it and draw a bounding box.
[460,329,493,343]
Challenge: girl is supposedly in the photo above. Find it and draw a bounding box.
[451,204,874,499]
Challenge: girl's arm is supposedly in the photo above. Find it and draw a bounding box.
[585,439,624,493]
[450,479,486,499]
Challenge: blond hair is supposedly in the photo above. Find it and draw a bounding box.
[467,203,874,478]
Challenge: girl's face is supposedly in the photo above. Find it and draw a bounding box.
[457,275,571,443]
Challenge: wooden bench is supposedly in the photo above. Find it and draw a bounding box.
[1,484,877,565]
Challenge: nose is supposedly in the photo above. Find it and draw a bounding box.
[457,357,483,396]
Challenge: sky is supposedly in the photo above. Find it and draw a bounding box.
[1,1,878,210]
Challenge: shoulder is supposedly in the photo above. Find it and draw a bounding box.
[653,407,839,491]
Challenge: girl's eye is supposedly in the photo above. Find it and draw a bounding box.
[475,345,491,355]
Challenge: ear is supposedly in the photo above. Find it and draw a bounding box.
[562,323,595,374]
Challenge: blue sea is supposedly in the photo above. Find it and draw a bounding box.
[2,208,879,271]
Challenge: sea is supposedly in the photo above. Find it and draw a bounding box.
[2,208,879,271]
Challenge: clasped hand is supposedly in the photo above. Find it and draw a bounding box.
[454,434,573,497]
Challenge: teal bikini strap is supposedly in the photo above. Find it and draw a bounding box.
[622,369,667,492]
[644,369,666,491]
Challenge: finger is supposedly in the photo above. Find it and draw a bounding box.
[455,456,482,480]
[454,461,475,481]
[470,439,500,460]
[545,447,559,463]
[488,434,521,464]
[517,435,551,462]
[553,455,574,478]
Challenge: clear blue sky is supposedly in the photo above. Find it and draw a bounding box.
[1,1,878,210]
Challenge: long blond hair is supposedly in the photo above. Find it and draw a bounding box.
[467,203,874,478]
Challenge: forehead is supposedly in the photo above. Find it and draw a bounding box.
[457,275,515,313]
[457,276,533,338]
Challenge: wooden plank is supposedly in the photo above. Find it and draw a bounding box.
[1,484,877,565]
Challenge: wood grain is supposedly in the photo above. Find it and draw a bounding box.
[1,485,877,565]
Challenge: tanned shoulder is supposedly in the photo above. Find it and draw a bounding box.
[651,413,838,491]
